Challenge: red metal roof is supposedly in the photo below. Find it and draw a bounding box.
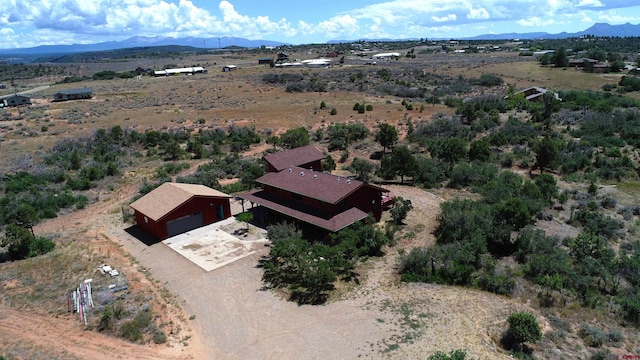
[257,166,364,204]
[263,145,325,171]
[240,189,368,232]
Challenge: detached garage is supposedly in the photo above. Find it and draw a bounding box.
[130,182,232,240]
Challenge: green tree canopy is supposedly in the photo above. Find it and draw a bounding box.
[280,127,310,149]
[349,158,375,182]
[506,311,542,349]
[375,123,398,153]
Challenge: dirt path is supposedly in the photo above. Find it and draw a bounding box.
[0,307,188,360]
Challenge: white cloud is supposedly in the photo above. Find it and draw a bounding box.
[517,17,557,27]
[578,0,604,7]
[468,6,490,20]
[596,11,640,24]
[432,14,457,22]
[2,0,640,48]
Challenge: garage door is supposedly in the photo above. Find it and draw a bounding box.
[166,212,204,237]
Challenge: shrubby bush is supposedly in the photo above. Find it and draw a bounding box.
[259,219,390,305]
[448,162,497,189]
[473,73,504,87]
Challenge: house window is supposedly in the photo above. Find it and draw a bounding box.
[318,200,325,208]
[292,193,303,201]
[144,216,148,223]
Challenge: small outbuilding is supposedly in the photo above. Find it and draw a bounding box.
[222,65,238,72]
[53,87,93,102]
[512,86,561,102]
[130,182,232,240]
[1,93,31,107]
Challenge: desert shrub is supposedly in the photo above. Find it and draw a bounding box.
[285,82,304,92]
[505,312,542,350]
[560,141,593,174]
[617,291,640,326]
[517,229,572,289]
[413,156,448,188]
[474,73,504,87]
[600,196,616,209]
[412,114,472,141]
[448,162,497,189]
[279,127,310,149]
[92,70,117,80]
[1,224,54,260]
[475,272,515,295]
[98,307,114,332]
[500,153,514,168]
[619,75,640,92]
[427,349,475,360]
[571,209,623,239]
[121,309,152,343]
[559,90,640,112]
[266,222,300,243]
[400,242,482,286]
[153,329,167,344]
[259,220,387,305]
[326,122,369,151]
[390,197,413,225]
[578,324,606,347]
[468,139,491,162]
[262,73,303,84]
[429,137,467,163]
[493,119,540,146]
[607,328,624,344]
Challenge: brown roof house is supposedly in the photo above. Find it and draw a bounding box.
[130,182,232,240]
[240,146,388,233]
[263,144,325,172]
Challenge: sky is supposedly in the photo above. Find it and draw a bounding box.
[2,0,640,49]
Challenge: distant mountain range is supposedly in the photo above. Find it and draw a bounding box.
[0,36,287,57]
[330,22,640,43]
[1,22,639,61]
[462,22,640,41]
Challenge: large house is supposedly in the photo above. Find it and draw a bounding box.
[130,182,232,240]
[0,94,31,107]
[53,87,93,102]
[239,146,388,233]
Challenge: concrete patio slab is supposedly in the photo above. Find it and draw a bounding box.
[162,217,268,272]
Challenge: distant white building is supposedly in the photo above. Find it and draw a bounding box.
[275,62,304,68]
[532,50,555,58]
[154,67,207,76]
[372,52,400,60]
[301,58,331,68]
